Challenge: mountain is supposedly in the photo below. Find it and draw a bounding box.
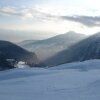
[0,53,14,70]
[18,40,40,46]
[0,40,42,70]
[19,31,86,62]
[45,32,100,66]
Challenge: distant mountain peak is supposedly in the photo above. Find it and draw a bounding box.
[66,31,86,36]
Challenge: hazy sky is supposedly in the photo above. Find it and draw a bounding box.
[0,0,100,42]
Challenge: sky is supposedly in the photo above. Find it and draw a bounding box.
[0,0,100,42]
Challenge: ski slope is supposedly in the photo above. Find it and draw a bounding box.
[0,59,100,100]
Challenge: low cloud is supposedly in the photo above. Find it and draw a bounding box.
[61,16,100,27]
[0,7,33,19]
[0,6,54,20]
[0,6,100,27]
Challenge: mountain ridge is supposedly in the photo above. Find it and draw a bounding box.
[0,40,43,70]
[19,31,86,62]
[45,32,100,66]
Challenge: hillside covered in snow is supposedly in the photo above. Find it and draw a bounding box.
[0,59,100,100]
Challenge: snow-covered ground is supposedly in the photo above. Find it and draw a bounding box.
[0,59,100,100]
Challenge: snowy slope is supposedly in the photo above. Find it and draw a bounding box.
[0,60,100,100]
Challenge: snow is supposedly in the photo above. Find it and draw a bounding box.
[15,61,30,68]
[0,59,100,100]
[49,59,100,70]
